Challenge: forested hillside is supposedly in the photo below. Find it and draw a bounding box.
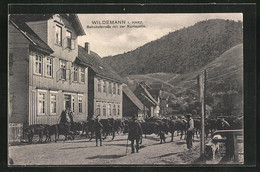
[103,19,242,76]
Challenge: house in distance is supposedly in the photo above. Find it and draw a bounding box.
[133,82,160,118]
[122,85,148,119]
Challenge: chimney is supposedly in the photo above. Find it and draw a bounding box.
[85,42,90,54]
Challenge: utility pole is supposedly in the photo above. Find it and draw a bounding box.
[198,70,206,155]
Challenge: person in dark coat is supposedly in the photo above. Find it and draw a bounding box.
[93,117,103,146]
[59,107,74,133]
[128,115,143,153]
[186,113,194,149]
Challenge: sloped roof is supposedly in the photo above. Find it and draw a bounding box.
[10,19,53,54]
[60,14,85,36]
[76,46,123,83]
[10,14,85,36]
[134,84,159,107]
[139,81,151,89]
[148,89,162,99]
[9,14,53,22]
[148,83,163,90]
[123,85,148,111]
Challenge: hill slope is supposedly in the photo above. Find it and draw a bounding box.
[124,44,242,94]
[124,44,243,115]
[102,19,242,76]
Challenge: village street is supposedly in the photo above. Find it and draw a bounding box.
[9,134,205,165]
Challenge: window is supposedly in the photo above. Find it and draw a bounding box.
[103,104,106,116]
[113,104,116,116]
[108,82,112,94]
[60,60,66,79]
[55,25,62,46]
[71,95,75,112]
[96,103,101,116]
[66,31,73,49]
[66,30,72,38]
[80,68,85,83]
[117,104,120,116]
[108,104,111,116]
[38,91,46,115]
[78,96,83,113]
[113,83,116,94]
[73,66,78,82]
[103,81,106,93]
[45,57,53,77]
[50,93,57,114]
[34,54,43,75]
[117,85,120,95]
[97,79,101,92]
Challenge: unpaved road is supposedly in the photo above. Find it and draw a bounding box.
[9,133,243,165]
[9,134,202,165]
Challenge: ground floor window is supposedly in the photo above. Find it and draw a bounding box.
[38,90,47,115]
[103,103,106,116]
[72,95,75,112]
[108,104,111,116]
[50,93,57,115]
[78,96,83,113]
[113,104,116,116]
[96,103,101,116]
[117,104,120,116]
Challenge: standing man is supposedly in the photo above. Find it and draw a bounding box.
[60,107,74,132]
[128,115,143,153]
[186,113,194,149]
[93,117,103,146]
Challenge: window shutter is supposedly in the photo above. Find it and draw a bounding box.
[68,38,72,49]
[43,57,46,76]
[78,67,81,82]
[71,39,75,50]
[70,70,74,84]
[64,37,68,48]
[66,69,70,81]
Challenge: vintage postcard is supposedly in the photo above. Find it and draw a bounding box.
[8,7,247,166]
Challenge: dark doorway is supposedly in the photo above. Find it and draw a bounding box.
[64,94,71,110]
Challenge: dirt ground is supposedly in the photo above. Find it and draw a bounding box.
[8,133,243,166]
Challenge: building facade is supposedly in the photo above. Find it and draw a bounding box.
[9,14,88,125]
[76,44,123,120]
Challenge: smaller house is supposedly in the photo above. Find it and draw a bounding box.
[134,83,160,118]
[122,85,148,119]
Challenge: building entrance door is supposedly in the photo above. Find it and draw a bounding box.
[64,94,71,110]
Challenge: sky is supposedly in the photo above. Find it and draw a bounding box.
[77,13,242,57]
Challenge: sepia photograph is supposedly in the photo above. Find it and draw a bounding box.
[7,7,248,166]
